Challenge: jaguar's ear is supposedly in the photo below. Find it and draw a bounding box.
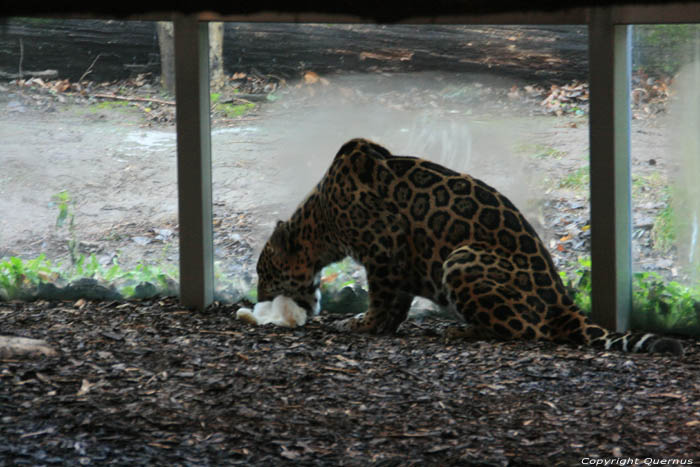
[269,220,297,254]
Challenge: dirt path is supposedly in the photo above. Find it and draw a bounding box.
[0,70,680,298]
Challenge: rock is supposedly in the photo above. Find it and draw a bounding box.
[132,282,159,300]
[321,286,369,315]
[36,279,122,301]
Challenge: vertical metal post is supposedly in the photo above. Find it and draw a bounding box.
[588,9,632,331]
[174,16,214,310]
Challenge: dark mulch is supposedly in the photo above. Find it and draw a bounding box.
[1,299,698,466]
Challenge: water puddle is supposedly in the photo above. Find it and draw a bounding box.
[124,130,175,152]
[212,126,261,136]
[123,126,263,153]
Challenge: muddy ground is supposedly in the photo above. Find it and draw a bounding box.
[0,68,684,298]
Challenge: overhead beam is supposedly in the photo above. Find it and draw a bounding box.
[588,9,632,332]
[197,9,588,24]
[174,16,214,310]
[197,3,700,24]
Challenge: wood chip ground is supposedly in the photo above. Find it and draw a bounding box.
[1,299,698,465]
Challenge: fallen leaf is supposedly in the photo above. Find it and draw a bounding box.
[281,445,301,459]
[76,379,93,396]
[303,71,320,85]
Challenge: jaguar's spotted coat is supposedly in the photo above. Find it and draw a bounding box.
[256,138,682,355]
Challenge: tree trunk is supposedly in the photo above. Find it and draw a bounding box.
[209,22,225,90]
[157,22,175,95]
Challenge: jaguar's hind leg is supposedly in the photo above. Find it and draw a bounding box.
[441,244,552,342]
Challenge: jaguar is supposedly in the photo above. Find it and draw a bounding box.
[256,138,682,355]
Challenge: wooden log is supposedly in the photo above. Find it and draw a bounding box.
[0,69,58,79]
[0,19,591,84]
[0,336,58,359]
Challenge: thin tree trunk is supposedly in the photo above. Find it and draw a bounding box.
[209,22,225,90]
[157,21,175,95]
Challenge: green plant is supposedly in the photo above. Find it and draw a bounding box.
[244,287,258,302]
[0,254,58,300]
[118,262,176,297]
[0,253,179,301]
[558,166,589,190]
[1,193,181,301]
[559,256,592,314]
[632,271,700,335]
[51,191,79,265]
[560,255,700,336]
[651,188,676,253]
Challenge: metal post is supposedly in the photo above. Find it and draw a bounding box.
[174,16,214,310]
[588,9,632,331]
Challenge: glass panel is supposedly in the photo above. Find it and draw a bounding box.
[631,24,700,336]
[0,18,179,301]
[211,24,591,314]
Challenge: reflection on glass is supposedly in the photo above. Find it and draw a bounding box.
[210,24,591,313]
[631,25,700,336]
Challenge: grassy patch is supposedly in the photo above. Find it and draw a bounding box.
[652,202,676,253]
[210,92,256,118]
[632,172,666,199]
[515,142,566,160]
[92,100,130,111]
[215,102,255,118]
[558,166,589,190]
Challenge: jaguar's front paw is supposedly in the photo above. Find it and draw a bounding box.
[444,325,482,343]
[330,313,367,333]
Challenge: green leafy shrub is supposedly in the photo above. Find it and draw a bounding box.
[210,92,256,118]
[0,253,178,301]
[560,256,700,336]
[0,255,57,300]
[632,272,700,335]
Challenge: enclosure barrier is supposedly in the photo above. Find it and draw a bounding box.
[18,5,693,332]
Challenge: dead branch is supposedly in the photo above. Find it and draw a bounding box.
[92,93,176,106]
[18,37,23,80]
[79,53,103,82]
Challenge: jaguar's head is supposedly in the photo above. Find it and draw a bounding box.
[256,220,321,314]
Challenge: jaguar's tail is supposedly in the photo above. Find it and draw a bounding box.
[579,320,683,356]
